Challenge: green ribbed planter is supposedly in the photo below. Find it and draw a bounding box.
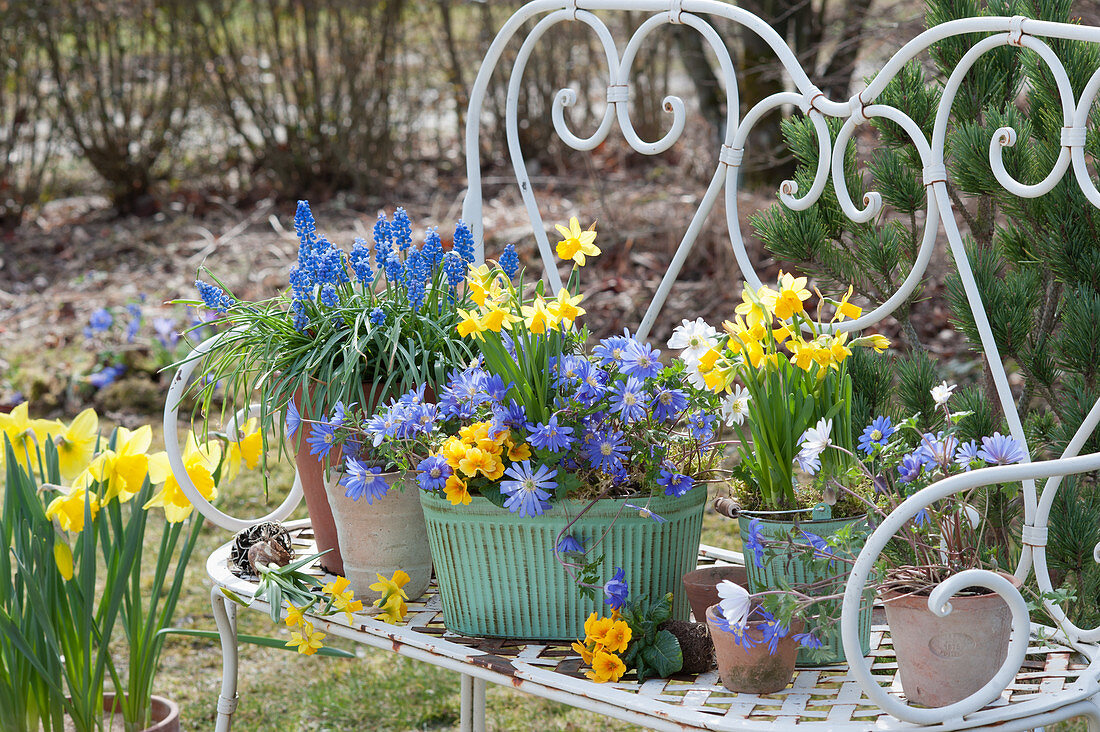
[421,487,706,640]
[738,512,872,666]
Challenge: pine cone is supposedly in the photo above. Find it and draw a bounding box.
[229,522,293,578]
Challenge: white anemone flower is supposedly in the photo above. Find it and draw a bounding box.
[682,355,708,391]
[719,385,751,427]
[716,580,751,629]
[799,418,833,460]
[931,380,956,407]
[667,317,719,361]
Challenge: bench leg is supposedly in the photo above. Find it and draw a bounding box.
[459,674,486,732]
[211,586,240,732]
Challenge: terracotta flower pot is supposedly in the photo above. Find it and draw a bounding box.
[682,565,748,623]
[292,382,434,576]
[705,604,802,694]
[327,469,433,602]
[883,574,1021,708]
[100,693,180,732]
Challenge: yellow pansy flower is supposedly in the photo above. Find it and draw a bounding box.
[585,650,626,683]
[45,487,100,533]
[52,408,99,481]
[546,288,585,328]
[444,474,471,505]
[286,622,325,655]
[554,217,600,266]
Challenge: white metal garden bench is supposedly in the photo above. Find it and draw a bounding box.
[166,2,1100,730]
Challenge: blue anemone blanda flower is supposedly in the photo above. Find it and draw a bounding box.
[977,432,1027,465]
[858,416,894,455]
[500,461,556,517]
[416,454,452,491]
[341,459,390,504]
[526,415,574,452]
[603,567,629,611]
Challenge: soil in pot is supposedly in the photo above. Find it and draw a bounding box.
[682,565,748,623]
[883,575,1021,708]
[705,604,801,694]
[661,619,715,675]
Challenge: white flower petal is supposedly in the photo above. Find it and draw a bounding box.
[716,580,750,629]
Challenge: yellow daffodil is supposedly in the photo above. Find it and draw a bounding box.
[54,539,74,581]
[456,308,484,338]
[585,650,626,683]
[521,296,556,334]
[734,287,771,329]
[226,418,263,481]
[370,570,410,624]
[696,347,722,374]
[479,305,519,333]
[286,622,325,655]
[547,288,586,329]
[444,474,471,505]
[788,337,816,371]
[829,332,852,364]
[773,272,811,319]
[0,402,57,473]
[375,593,408,625]
[143,432,219,522]
[834,286,862,321]
[73,425,171,504]
[51,408,99,481]
[866,333,891,352]
[466,266,493,307]
[285,603,305,628]
[45,487,100,533]
[554,217,600,266]
[322,576,364,623]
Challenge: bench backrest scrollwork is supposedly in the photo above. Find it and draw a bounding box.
[459,1,1100,722]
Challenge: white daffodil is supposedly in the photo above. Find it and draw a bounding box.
[931,380,956,407]
[716,580,751,629]
[799,418,833,460]
[719,385,751,427]
[667,318,718,361]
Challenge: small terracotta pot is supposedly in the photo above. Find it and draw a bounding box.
[101,693,180,732]
[327,469,433,602]
[682,565,748,623]
[883,573,1021,708]
[705,604,801,694]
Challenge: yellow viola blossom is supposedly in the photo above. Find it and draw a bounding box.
[51,408,99,481]
[583,612,615,644]
[286,622,326,655]
[547,288,586,328]
[322,576,364,623]
[143,432,219,522]
[444,474,471,505]
[554,217,600,266]
[585,650,626,683]
[45,487,100,533]
[440,437,468,469]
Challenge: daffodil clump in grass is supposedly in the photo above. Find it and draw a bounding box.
[0,401,262,732]
[183,201,479,475]
[666,275,890,514]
